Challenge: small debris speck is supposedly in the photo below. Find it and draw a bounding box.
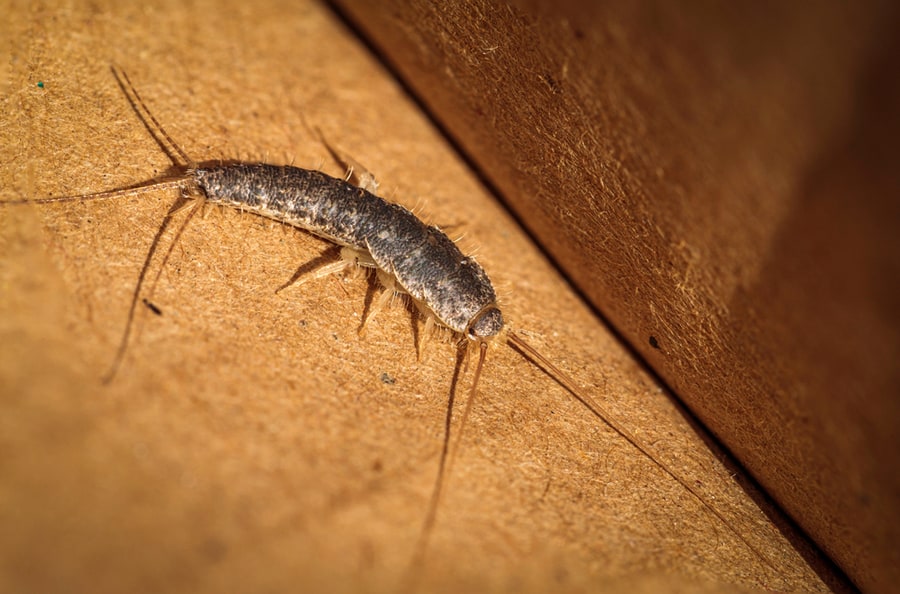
[380,372,396,385]
[142,298,163,316]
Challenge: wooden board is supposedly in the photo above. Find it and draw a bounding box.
[0,1,852,592]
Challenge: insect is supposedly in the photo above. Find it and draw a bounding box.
[6,66,775,584]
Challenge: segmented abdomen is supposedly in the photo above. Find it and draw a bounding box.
[194,163,502,336]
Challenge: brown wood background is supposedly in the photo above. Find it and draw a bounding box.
[0,0,891,593]
[331,1,900,593]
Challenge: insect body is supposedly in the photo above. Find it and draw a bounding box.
[6,66,776,583]
[196,163,503,339]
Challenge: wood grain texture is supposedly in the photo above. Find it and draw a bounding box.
[0,0,858,593]
[331,1,900,592]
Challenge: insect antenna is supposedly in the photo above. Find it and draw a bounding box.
[97,66,207,382]
[110,65,196,169]
[4,68,205,382]
[101,195,201,383]
[403,339,488,591]
[445,340,488,481]
[505,329,777,570]
[2,177,190,207]
[4,67,195,209]
[4,173,199,383]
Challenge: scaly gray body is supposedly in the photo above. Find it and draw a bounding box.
[195,163,504,338]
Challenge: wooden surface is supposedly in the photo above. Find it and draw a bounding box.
[0,1,854,593]
[331,1,900,593]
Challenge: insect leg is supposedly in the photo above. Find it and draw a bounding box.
[274,246,351,294]
[312,127,379,193]
[357,274,396,336]
[417,312,436,361]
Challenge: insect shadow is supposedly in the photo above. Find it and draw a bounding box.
[5,65,775,584]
